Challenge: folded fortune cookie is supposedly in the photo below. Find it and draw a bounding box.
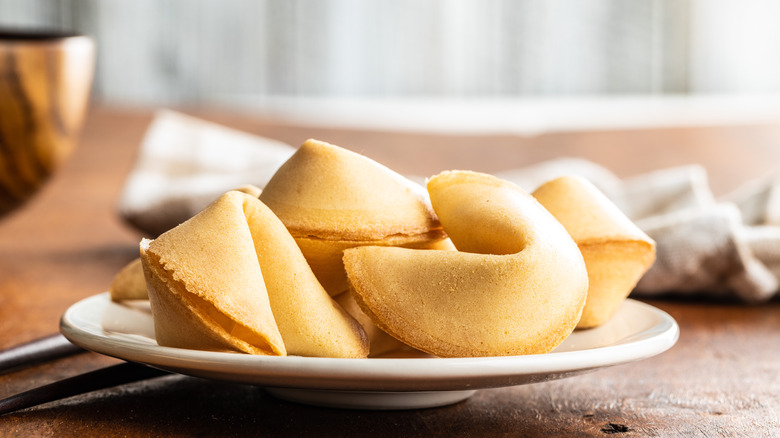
[344,171,589,357]
[532,175,656,329]
[259,139,451,296]
[141,190,368,358]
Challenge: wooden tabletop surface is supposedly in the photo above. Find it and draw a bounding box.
[1,106,778,437]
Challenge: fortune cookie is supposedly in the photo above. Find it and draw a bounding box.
[109,258,148,301]
[141,190,368,358]
[334,291,422,357]
[344,171,589,358]
[532,175,656,329]
[259,139,451,296]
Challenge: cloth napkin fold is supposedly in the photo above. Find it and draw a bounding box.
[118,110,294,236]
[118,110,780,302]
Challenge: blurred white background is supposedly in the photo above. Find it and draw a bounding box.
[3,0,780,104]
[3,0,780,133]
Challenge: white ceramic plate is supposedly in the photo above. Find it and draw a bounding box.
[61,293,678,410]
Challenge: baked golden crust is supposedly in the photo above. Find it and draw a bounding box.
[333,291,421,358]
[259,139,448,295]
[109,258,148,301]
[242,192,369,358]
[532,175,656,329]
[141,192,285,356]
[295,233,454,295]
[141,190,368,358]
[259,139,440,240]
[141,245,283,355]
[344,171,589,357]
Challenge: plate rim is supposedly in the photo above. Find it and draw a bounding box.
[61,292,679,391]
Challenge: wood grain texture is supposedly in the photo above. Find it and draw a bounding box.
[0,107,778,436]
[0,33,93,215]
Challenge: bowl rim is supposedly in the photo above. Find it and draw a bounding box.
[0,28,89,42]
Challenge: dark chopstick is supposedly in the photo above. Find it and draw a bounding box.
[0,362,170,416]
[0,334,85,376]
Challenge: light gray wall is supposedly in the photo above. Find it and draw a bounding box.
[1,0,777,106]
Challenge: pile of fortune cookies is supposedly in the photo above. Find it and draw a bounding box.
[110,139,656,359]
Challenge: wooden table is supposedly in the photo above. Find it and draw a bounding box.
[1,106,778,437]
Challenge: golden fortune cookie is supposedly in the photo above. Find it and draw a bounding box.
[141,190,368,358]
[344,170,589,358]
[109,258,148,301]
[259,139,451,296]
[532,175,656,329]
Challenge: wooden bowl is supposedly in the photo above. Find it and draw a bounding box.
[0,29,94,216]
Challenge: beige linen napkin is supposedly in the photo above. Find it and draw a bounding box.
[118,111,780,302]
[500,163,779,302]
[118,110,294,236]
